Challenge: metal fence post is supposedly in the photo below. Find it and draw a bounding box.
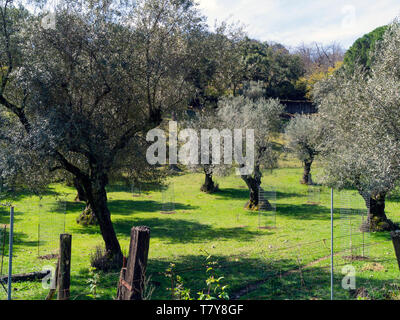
[7,206,14,300]
[331,188,334,301]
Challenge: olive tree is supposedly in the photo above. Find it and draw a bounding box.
[218,83,283,210]
[181,107,232,193]
[314,20,400,231]
[285,114,322,185]
[0,0,206,266]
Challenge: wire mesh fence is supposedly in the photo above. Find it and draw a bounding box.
[37,199,66,259]
[258,187,277,229]
[337,192,370,260]
[161,184,175,214]
[307,184,321,205]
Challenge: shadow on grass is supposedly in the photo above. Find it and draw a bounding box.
[107,200,197,216]
[216,189,299,201]
[0,187,61,204]
[13,230,39,248]
[65,199,198,217]
[368,231,392,242]
[65,201,86,214]
[275,203,331,220]
[106,182,164,194]
[0,206,9,225]
[277,203,370,221]
[0,230,39,257]
[67,253,400,300]
[72,214,268,244]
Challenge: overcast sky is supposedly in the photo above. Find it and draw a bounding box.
[197,0,400,49]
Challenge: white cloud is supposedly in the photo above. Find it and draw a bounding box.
[197,0,400,48]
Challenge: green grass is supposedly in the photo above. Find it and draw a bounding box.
[1,162,400,300]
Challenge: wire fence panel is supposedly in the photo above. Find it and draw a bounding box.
[37,199,66,259]
[337,192,370,260]
[258,187,277,229]
[307,184,321,205]
[161,184,175,214]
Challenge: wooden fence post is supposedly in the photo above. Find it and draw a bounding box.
[58,234,72,300]
[391,231,400,271]
[117,226,150,300]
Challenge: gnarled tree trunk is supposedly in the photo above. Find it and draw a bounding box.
[201,170,218,193]
[74,177,87,202]
[74,178,97,226]
[361,191,396,232]
[301,159,313,185]
[78,174,123,269]
[241,165,271,211]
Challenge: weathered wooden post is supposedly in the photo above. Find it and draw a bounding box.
[117,226,150,300]
[58,234,72,300]
[391,230,400,271]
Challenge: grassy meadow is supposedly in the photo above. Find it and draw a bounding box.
[0,153,400,300]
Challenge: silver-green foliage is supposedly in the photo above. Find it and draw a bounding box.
[315,19,400,195]
[217,89,283,171]
[285,114,322,163]
[0,0,204,189]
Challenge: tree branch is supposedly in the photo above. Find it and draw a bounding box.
[54,150,88,180]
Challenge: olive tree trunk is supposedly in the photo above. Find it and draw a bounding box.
[201,170,218,193]
[74,178,87,202]
[361,191,396,232]
[79,174,123,269]
[301,159,313,185]
[241,165,271,211]
[74,178,97,226]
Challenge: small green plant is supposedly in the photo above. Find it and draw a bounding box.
[166,268,192,300]
[166,251,229,300]
[139,260,156,300]
[86,267,101,299]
